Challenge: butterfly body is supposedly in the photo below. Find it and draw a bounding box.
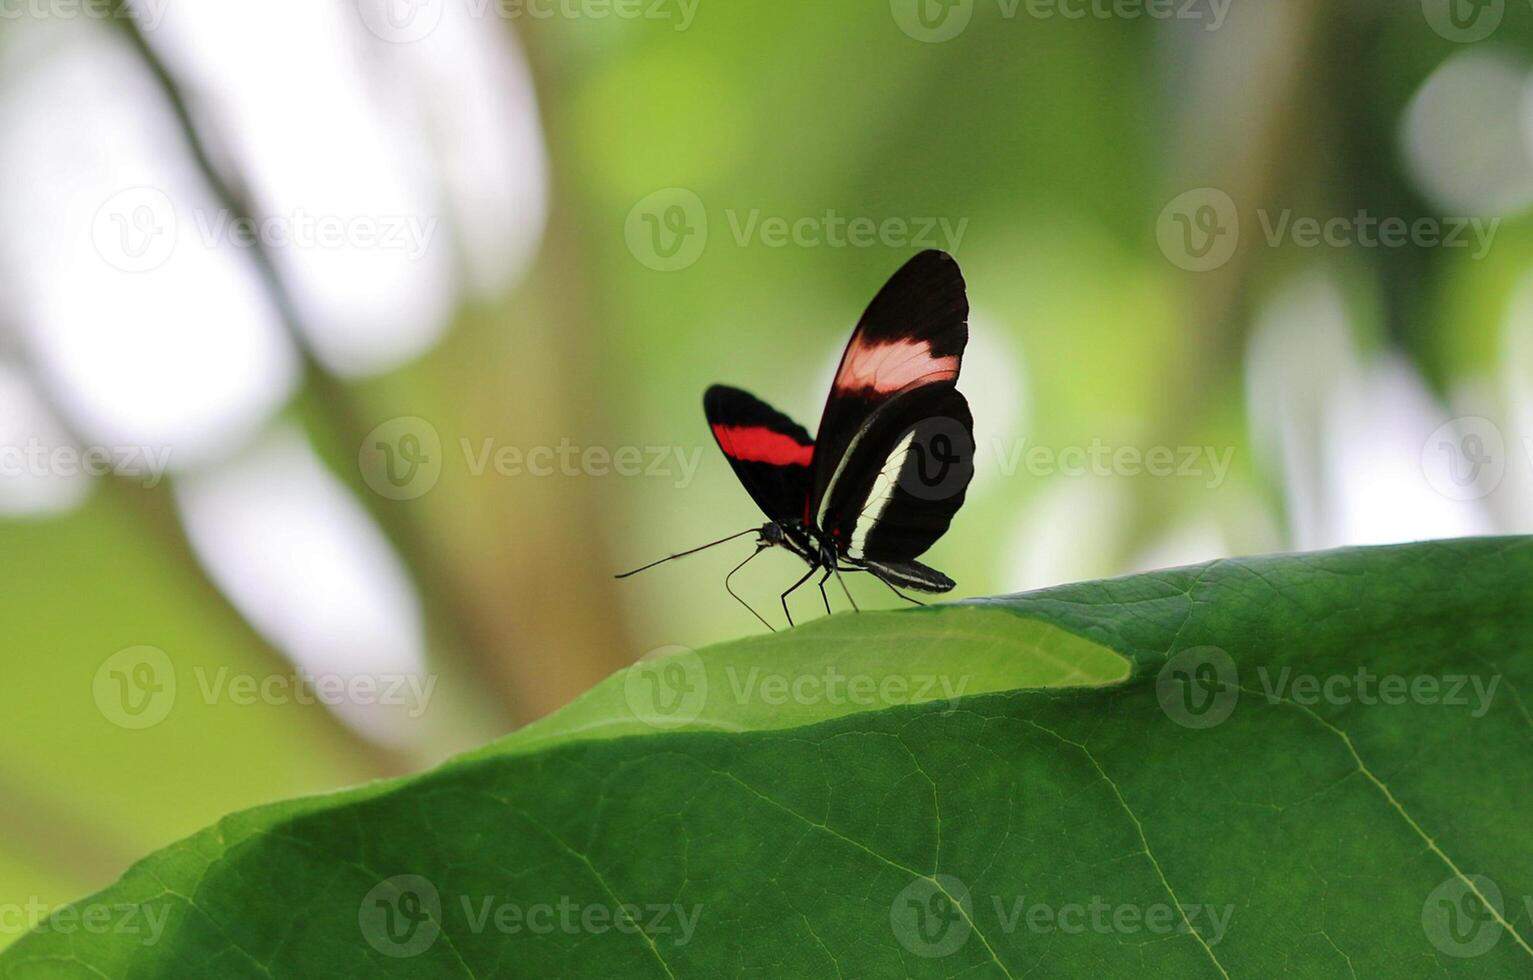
[616,250,975,628]
[704,250,976,624]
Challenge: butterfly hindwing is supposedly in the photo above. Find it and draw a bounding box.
[704,384,814,524]
[811,249,969,521]
[861,559,955,594]
[817,382,974,564]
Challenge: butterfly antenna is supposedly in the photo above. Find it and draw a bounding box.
[724,544,775,632]
[614,528,762,579]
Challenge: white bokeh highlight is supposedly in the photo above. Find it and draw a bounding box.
[376,0,550,295]
[1402,50,1533,217]
[0,21,298,471]
[1003,477,1131,593]
[175,425,430,745]
[959,310,1028,496]
[137,0,453,376]
[1246,272,1492,550]
[137,0,548,374]
[0,363,93,518]
[1323,354,1493,545]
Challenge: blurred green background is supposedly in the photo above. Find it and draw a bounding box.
[2,0,1532,948]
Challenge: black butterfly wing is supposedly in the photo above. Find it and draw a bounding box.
[704,385,814,524]
[809,250,969,527]
[815,382,974,564]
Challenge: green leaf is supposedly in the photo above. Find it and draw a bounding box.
[4,538,1530,978]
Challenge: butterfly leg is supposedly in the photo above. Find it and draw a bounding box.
[780,563,819,628]
[725,544,775,632]
[831,566,860,613]
[873,573,927,607]
[815,566,834,617]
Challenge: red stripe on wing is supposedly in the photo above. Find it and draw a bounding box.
[711,424,815,467]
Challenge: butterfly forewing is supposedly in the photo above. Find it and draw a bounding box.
[810,249,969,523]
[703,385,814,523]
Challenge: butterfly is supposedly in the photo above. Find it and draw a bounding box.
[617,250,975,629]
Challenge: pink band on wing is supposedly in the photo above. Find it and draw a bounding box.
[712,425,815,466]
[834,338,959,394]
